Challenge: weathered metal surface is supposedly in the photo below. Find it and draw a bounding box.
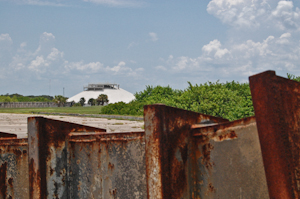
[28,117,106,199]
[67,131,146,199]
[191,116,269,198]
[250,70,300,199]
[144,104,228,199]
[0,138,28,199]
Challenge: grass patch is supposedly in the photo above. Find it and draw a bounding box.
[0,106,103,115]
[112,123,124,125]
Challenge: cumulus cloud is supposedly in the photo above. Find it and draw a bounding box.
[153,0,300,82]
[149,32,158,42]
[0,31,144,94]
[157,33,300,81]
[207,0,300,31]
[202,39,230,59]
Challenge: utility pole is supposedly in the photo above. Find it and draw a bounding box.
[49,79,51,96]
[63,87,65,97]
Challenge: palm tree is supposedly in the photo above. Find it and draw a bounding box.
[97,94,109,106]
[53,95,68,107]
[79,97,86,106]
[88,98,95,106]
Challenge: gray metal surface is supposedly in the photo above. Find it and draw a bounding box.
[192,117,269,199]
[67,132,146,199]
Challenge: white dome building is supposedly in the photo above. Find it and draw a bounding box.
[67,83,135,104]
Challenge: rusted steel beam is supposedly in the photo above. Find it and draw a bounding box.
[67,131,146,199]
[191,116,269,198]
[0,138,28,199]
[28,117,106,199]
[144,104,228,199]
[250,70,300,199]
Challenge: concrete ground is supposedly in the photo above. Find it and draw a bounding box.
[0,113,144,138]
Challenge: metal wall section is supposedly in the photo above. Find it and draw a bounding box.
[250,70,300,199]
[27,117,106,199]
[67,132,146,199]
[0,137,28,199]
[191,116,269,198]
[144,104,269,199]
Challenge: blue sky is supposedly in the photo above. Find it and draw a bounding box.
[1,0,300,97]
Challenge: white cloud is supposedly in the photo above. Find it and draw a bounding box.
[65,61,104,72]
[47,48,64,61]
[202,39,230,58]
[272,1,300,30]
[0,34,12,42]
[6,0,67,6]
[83,0,145,7]
[207,0,300,31]
[149,32,158,42]
[28,55,49,73]
[0,34,13,51]
[157,33,300,80]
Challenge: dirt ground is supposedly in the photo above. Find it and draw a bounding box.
[0,113,144,138]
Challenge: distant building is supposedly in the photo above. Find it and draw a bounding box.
[67,83,135,104]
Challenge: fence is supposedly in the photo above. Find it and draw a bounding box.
[0,102,58,108]
[0,70,298,198]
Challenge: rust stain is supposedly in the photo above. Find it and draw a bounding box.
[0,162,8,198]
[202,143,215,170]
[29,158,40,198]
[8,178,13,187]
[108,162,114,171]
[214,131,238,142]
[208,183,216,193]
[109,188,117,196]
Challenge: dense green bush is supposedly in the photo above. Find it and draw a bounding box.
[101,81,254,121]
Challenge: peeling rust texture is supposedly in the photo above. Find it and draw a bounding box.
[28,117,106,199]
[250,70,300,199]
[0,138,29,199]
[144,104,228,199]
[191,116,269,198]
[68,131,146,199]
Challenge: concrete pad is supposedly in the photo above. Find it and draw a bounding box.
[0,113,144,138]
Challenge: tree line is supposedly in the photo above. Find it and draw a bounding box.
[0,94,53,103]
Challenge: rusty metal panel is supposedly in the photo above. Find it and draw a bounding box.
[0,138,29,199]
[27,117,106,199]
[144,104,228,199]
[67,131,146,199]
[191,117,269,199]
[250,70,300,199]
